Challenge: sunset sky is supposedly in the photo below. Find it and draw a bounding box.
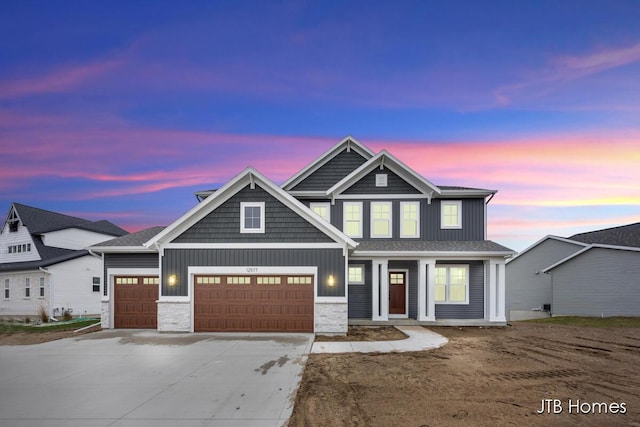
[1,1,639,252]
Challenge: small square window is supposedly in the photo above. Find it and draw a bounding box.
[348,265,365,285]
[240,202,265,233]
[375,174,388,187]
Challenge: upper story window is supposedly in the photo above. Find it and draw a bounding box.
[400,201,420,238]
[8,243,31,254]
[310,202,330,222]
[348,265,365,284]
[240,202,265,233]
[434,265,469,304]
[343,202,363,238]
[441,200,462,229]
[370,202,392,238]
[8,210,19,232]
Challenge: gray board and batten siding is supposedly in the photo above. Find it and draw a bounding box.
[505,238,584,315]
[162,248,345,298]
[174,184,333,243]
[348,260,484,320]
[550,247,640,317]
[291,149,368,191]
[103,253,159,296]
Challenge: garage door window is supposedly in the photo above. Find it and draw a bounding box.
[196,276,221,284]
[257,276,281,284]
[227,276,251,284]
[287,276,312,284]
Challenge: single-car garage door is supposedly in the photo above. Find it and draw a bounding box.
[194,274,314,332]
[114,276,159,329]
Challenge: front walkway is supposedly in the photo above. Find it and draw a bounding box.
[311,326,448,353]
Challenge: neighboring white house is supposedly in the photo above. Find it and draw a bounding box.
[0,203,127,318]
[506,222,640,320]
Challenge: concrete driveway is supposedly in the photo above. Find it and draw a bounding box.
[0,330,314,427]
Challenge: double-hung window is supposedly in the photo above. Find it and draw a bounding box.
[441,200,462,229]
[434,265,469,304]
[25,278,30,298]
[240,202,265,233]
[310,202,330,222]
[343,202,363,238]
[400,201,420,238]
[4,279,9,299]
[370,202,392,238]
[39,277,45,297]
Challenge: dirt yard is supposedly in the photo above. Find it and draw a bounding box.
[289,323,640,427]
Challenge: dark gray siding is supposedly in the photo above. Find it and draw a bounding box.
[435,261,484,319]
[348,260,372,318]
[174,185,332,243]
[506,238,583,318]
[291,150,367,191]
[425,199,485,241]
[343,168,421,194]
[389,260,418,318]
[103,253,159,296]
[551,248,640,317]
[162,248,345,298]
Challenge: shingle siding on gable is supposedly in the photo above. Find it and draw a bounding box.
[435,261,484,319]
[291,150,367,191]
[551,248,640,317]
[425,199,485,241]
[173,185,333,243]
[342,168,421,194]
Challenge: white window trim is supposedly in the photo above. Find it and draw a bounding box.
[25,277,31,299]
[348,264,365,285]
[4,278,9,300]
[343,201,363,238]
[400,201,420,238]
[240,202,265,234]
[434,264,469,305]
[309,202,331,222]
[370,201,392,238]
[375,174,388,187]
[441,200,462,229]
[39,277,45,298]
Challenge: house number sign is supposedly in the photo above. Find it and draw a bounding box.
[246,267,259,273]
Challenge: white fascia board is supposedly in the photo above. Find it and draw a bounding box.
[281,136,375,190]
[164,243,345,249]
[144,167,257,247]
[90,246,158,253]
[326,150,441,197]
[506,235,587,264]
[287,191,329,198]
[335,194,431,200]
[542,243,640,273]
[439,189,497,197]
[351,251,515,259]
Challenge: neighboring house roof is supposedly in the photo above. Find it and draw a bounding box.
[11,203,127,236]
[281,136,375,191]
[146,167,358,249]
[569,222,640,248]
[0,249,89,273]
[506,235,588,264]
[542,243,640,273]
[326,150,442,199]
[354,240,514,257]
[91,226,165,253]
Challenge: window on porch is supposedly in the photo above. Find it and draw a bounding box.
[434,265,469,304]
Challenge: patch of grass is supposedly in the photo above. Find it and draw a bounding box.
[524,316,640,327]
[0,318,100,335]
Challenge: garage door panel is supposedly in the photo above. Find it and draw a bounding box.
[114,276,158,329]
[194,274,314,332]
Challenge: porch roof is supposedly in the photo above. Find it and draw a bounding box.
[352,240,514,257]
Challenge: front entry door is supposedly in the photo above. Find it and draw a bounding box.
[389,272,406,315]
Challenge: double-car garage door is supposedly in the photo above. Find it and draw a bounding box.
[194,274,314,332]
[114,274,314,332]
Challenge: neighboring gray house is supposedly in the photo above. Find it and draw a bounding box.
[0,203,127,318]
[506,222,640,320]
[92,137,514,334]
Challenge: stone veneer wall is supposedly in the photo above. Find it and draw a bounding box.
[100,301,110,328]
[157,301,190,332]
[314,301,348,335]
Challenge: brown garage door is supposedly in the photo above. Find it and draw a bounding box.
[194,274,314,332]
[114,276,159,329]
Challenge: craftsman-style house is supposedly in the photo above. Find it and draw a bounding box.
[92,137,513,333]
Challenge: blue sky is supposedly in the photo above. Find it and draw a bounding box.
[1,1,639,251]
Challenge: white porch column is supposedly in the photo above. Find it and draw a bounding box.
[496,261,506,321]
[380,260,389,321]
[487,259,505,322]
[426,261,436,321]
[372,261,381,320]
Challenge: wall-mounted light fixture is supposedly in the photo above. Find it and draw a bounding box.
[327,274,335,287]
[168,274,177,286]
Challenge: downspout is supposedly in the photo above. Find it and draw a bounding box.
[38,267,57,321]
